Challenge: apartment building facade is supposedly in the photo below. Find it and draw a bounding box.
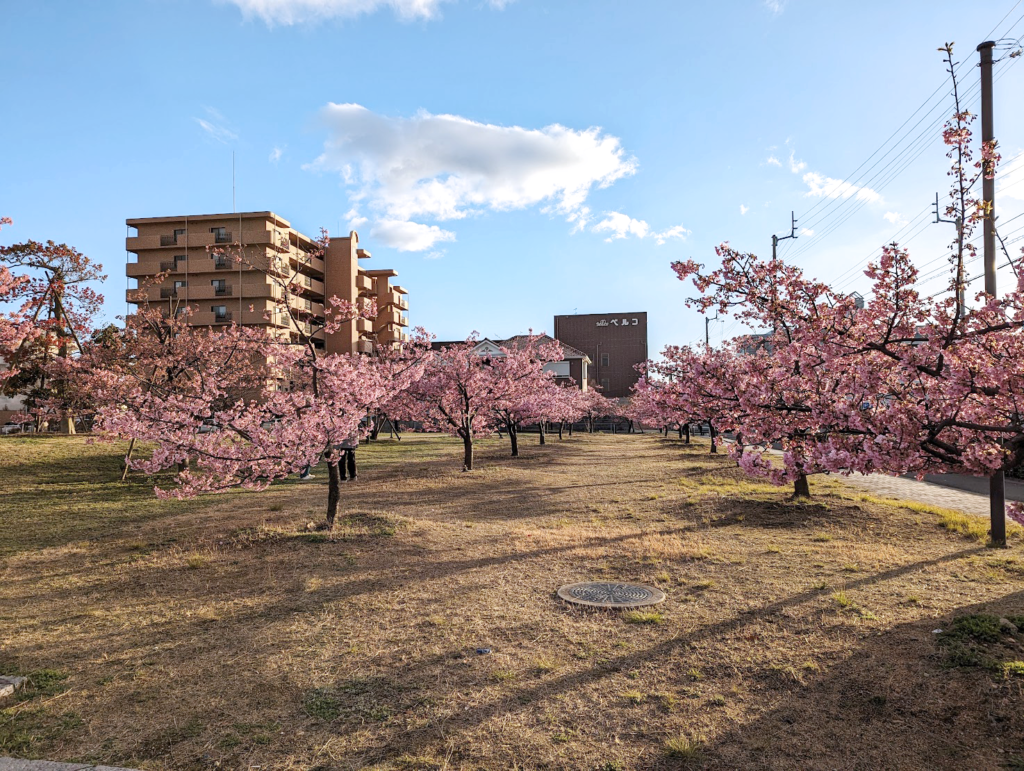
[125,212,408,354]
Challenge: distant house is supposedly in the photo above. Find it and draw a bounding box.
[430,335,591,390]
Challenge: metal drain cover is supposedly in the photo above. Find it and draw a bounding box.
[557,581,666,608]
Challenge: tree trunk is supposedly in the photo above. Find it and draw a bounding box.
[793,473,811,498]
[509,423,519,457]
[462,433,474,471]
[326,461,341,528]
[568,422,573,436]
[558,421,564,440]
[684,424,690,444]
[393,419,402,440]
[709,420,718,454]
[678,424,683,439]
[120,437,137,482]
[60,415,76,435]
[370,413,382,441]
[538,421,546,445]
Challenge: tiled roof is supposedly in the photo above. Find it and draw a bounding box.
[429,335,590,362]
[498,334,590,361]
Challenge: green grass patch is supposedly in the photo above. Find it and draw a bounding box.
[937,614,1024,673]
[623,610,664,625]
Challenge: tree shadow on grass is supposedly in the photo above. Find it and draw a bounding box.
[698,588,1024,770]
[342,546,991,768]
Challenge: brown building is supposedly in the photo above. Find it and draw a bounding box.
[125,211,408,353]
[553,312,648,397]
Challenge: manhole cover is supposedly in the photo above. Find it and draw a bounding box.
[557,581,666,608]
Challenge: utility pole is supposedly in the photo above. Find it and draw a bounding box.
[705,314,718,347]
[772,211,798,259]
[933,192,965,316]
[978,40,1006,547]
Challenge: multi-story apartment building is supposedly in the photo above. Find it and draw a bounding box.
[125,211,408,354]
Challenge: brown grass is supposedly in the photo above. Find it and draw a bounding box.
[1,432,1024,769]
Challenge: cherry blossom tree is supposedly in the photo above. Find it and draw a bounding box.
[578,388,615,434]
[666,43,1024,537]
[0,237,105,432]
[403,335,564,469]
[93,231,425,529]
[0,218,32,389]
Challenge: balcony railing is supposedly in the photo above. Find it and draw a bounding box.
[214,286,232,296]
[213,231,232,244]
[213,312,233,323]
[159,261,178,272]
[160,235,178,247]
[160,288,177,299]
[214,259,232,270]
[269,231,290,252]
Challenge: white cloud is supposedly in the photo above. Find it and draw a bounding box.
[591,212,688,245]
[883,211,907,226]
[194,108,237,143]
[802,171,881,203]
[740,204,749,215]
[424,250,445,260]
[344,207,369,228]
[766,155,782,167]
[788,151,806,174]
[593,212,648,242]
[222,0,508,25]
[998,149,1024,203]
[652,224,690,245]
[269,146,283,163]
[307,103,637,250]
[370,219,455,252]
[800,228,814,237]
[764,0,785,13]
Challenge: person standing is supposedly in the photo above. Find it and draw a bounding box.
[339,430,358,482]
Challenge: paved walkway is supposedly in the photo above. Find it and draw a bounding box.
[0,760,137,770]
[838,473,993,516]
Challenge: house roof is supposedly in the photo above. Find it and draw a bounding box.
[429,335,591,363]
[500,334,590,362]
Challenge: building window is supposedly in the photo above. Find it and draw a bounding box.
[212,305,228,320]
[210,227,229,243]
[601,353,609,367]
[601,378,610,392]
[211,279,227,295]
[173,228,186,241]
[174,280,187,289]
[173,254,186,265]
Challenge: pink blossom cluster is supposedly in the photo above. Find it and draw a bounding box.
[647,52,1024,521]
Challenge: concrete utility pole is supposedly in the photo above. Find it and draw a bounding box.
[771,211,799,260]
[705,314,718,347]
[978,40,1006,547]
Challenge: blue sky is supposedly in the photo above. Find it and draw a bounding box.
[2,0,1024,356]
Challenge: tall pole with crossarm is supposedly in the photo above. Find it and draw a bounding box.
[978,40,1006,547]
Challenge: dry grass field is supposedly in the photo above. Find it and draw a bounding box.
[2,431,1024,770]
